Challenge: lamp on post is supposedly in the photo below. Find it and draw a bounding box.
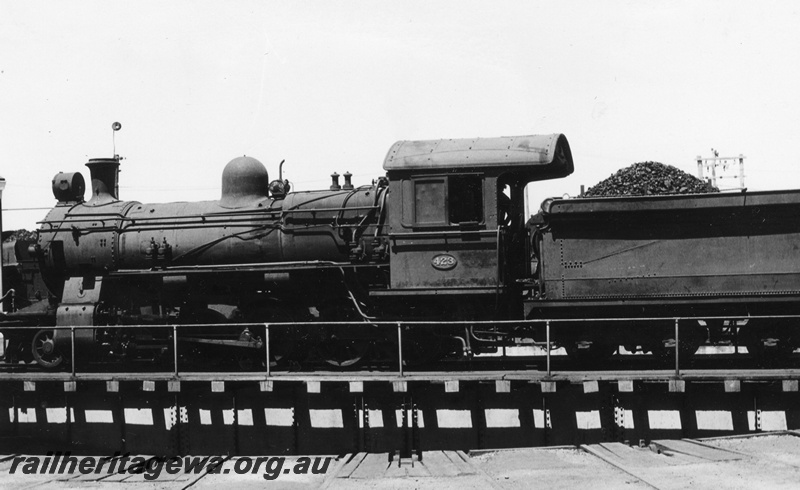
[0,176,6,313]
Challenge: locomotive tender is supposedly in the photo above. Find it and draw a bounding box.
[2,132,799,368]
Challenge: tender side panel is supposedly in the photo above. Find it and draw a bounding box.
[538,191,800,300]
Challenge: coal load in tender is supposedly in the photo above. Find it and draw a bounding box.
[582,161,719,197]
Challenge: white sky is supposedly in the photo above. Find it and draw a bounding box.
[1,0,799,230]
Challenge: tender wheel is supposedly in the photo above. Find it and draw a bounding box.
[744,335,794,366]
[32,329,64,369]
[653,334,702,362]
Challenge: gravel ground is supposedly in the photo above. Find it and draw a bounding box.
[705,434,800,469]
[472,447,649,489]
[3,435,800,489]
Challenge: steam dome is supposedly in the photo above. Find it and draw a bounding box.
[220,156,269,208]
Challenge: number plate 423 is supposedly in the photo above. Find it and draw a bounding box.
[431,254,457,271]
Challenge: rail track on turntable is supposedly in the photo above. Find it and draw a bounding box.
[2,344,800,456]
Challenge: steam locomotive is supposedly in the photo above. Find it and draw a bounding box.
[2,132,800,369]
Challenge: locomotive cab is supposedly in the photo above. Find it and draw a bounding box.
[380,134,573,317]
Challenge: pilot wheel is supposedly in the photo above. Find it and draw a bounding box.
[32,329,64,369]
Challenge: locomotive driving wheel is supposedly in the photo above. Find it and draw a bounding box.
[233,328,265,371]
[317,338,371,368]
[563,340,617,364]
[401,334,446,366]
[32,329,64,369]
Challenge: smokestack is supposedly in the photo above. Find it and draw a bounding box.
[85,157,120,204]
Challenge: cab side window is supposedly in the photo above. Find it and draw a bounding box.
[448,175,483,224]
[409,174,484,227]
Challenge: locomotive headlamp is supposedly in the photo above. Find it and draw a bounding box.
[51,172,86,203]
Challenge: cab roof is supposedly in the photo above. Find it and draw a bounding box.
[383,133,573,176]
